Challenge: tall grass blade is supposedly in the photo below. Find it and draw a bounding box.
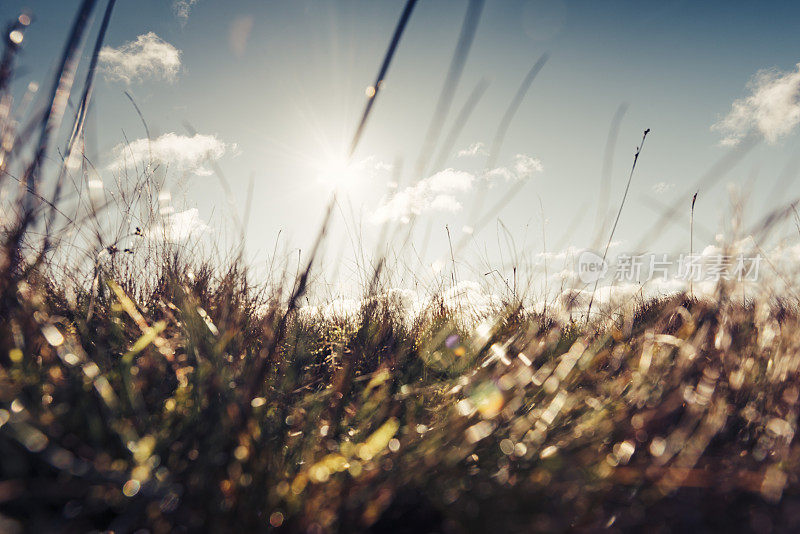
[348,0,419,158]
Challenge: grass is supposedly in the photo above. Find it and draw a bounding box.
[3,3,800,533]
[5,255,800,533]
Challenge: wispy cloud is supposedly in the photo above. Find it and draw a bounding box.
[484,154,543,182]
[371,169,474,223]
[173,0,200,22]
[149,208,209,241]
[457,142,487,158]
[455,144,544,182]
[652,181,675,194]
[337,155,392,178]
[99,32,181,83]
[713,63,800,145]
[107,132,234,175]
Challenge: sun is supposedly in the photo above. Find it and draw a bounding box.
[312,152,362,191]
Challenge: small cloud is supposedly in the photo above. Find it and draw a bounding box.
[229,15,254,57]
[485,154,543,182]
[350,155,393,175]
[537,245,584,262]
[107,132,232,175]
[371,153,541,223]
[652,181,675,194]
[99,32,181,83]
[713,63,800,145]
[173,0,200,22]
[148,208,209,241]
[457,142,487,158]
[371,169,474,223]
[511,153,543,176]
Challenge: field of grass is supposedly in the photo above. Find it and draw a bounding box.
[5,262,800,532]
[4,2,800,533]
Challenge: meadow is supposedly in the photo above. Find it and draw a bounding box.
[3,2,800,533]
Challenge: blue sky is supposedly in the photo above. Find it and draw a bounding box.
[6,0,800,300]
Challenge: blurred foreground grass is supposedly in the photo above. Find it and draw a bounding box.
[3,259,800,532]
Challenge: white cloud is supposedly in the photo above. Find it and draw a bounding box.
[346,155,393,176]
[537,245,585,262]
[652,181,675,194]
[99,32,181,83]
[699,235,757,258]
[302,282,500,323]
[768,242,800,264]
[316,297,361,319]
[484,154,543,182]
[512,153,544,176]
[107,132,233,175]
[457,142,487,158]
[371,153,542,223]
[713,63,800,145]
[484,168,513,181]
[148,208,209,241]
[443,280,501,316]
[173,0,200,22]
[429,194,462,212]
[371,169,474,223]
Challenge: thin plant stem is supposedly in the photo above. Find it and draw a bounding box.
[586,128,650,321]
